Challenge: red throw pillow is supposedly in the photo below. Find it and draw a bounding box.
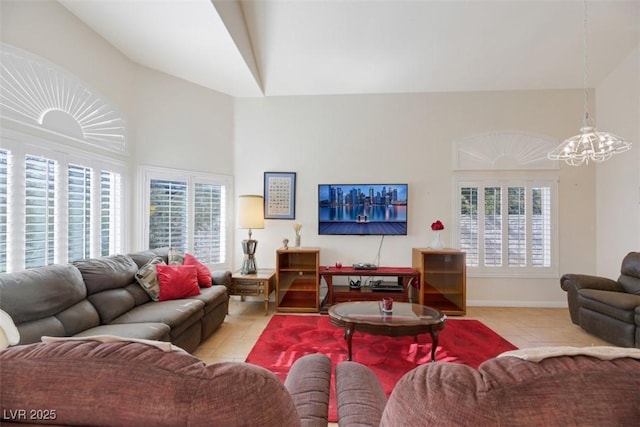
[184,253,212,288]
[156,264,201,301]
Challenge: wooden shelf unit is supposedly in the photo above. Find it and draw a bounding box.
[412,248,466,315]
[276,248,320,312]
[320,266,418,309]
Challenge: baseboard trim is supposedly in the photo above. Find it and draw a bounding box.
[467,300,568,308]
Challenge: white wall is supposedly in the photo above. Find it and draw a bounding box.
[1,0,236,253]
[596,45,640,278]
[129,67,235,251]
[235,90,596,307]
[0,0,135,119]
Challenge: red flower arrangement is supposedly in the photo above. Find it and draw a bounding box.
[431,220,445,231]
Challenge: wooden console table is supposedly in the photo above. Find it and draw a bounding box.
[320,266,419,309]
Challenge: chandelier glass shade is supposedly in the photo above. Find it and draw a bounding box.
[548,123,632,166]
[548,0,632,166]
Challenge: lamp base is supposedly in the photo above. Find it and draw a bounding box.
[241,239,258,275]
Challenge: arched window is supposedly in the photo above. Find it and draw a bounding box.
[0,44,126,272]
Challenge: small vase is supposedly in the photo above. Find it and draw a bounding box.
[295,235,301,247]
[430,231,444,250]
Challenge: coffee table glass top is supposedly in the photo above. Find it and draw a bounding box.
[328,301,445,326]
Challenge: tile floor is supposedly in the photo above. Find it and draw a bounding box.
[193,297,611,365]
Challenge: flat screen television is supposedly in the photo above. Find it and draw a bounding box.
[318,184,408,235]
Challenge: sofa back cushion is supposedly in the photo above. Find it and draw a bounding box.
[381,355,640,426]
[128,248,170,269]
[0,340,302,427]
[73,255,149,324]
[619,252,640,295]
[0,264,100,344]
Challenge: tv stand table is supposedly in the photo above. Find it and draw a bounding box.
[320,266,419,310]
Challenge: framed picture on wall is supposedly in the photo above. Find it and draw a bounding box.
[264,172,296,219]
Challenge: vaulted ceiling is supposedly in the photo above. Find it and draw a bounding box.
[59,0,640,98]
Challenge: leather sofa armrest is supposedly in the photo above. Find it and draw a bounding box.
[560,274,623,293]
[560,274,625,324]
[335,361,387,427]
[211,270,231,288]
[284,354,332,427]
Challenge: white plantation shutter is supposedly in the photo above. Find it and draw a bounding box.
[457,178,557,277]
[68,164,92,262]
[532,186,552,267]
[507,186,526,267]
[194,182,225,264]
[0,141,125,273]
[149,179,188,252]
[24,155,57,268]
[0,149,8,272]
[100,170,121,256]
[142,167,232,270]
[459,187,478,267]
[483,186,502,267]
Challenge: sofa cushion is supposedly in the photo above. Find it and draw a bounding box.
[73,255,139,295]
[619,252,640,295]
[0,341,302,427]
[184,253,213,288]
[379,356,640,426]
[0,264,101,344]
[87,288,136,324]
[74,323,171,342]
[189,285,228,315]
[135,257,165,301]
[578,289,640,323]
[156,264,201,301]
[109,298,204,329]
[0,264,86,324]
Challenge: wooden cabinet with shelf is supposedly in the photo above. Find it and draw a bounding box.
[412,248,466,315]
[276,248,320,312]
[320,267,418,309]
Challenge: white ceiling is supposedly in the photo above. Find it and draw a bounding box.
[59,0,640,98]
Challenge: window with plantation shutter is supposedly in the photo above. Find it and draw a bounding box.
[0,140,125,273]
[457,178,557,277]
[101,170,121,257]
[194,182,226,264]
[141,167,232,270]
[25,155,57,269]
[68,164,92,262]
[149,179,188,252]
[0,149,8,272]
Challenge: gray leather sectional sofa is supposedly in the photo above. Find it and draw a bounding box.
[0,248,230,353]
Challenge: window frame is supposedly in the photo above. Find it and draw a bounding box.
[138,165,233,271]
[1,128,127,272]
[454,175,559,278]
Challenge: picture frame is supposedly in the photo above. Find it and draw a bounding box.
[263,172,296,219]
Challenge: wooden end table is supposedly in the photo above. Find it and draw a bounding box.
[230,269,275,315]
[328,301,446,362]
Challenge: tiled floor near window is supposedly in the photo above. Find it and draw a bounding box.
[193,298,610,364]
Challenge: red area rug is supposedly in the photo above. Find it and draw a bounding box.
[245,314,516,422]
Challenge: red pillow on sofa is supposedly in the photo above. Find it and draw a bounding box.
[184,253,212,288]
[156,264,201,301]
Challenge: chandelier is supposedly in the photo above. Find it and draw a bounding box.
[548,1,632,166]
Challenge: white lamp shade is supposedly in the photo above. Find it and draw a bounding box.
[238,195,265,229]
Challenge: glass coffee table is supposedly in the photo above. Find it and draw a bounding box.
[328,301,446,362]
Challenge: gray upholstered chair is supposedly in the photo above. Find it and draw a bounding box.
[560,251,640,348]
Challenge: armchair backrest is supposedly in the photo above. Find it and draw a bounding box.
[618,252,640,295]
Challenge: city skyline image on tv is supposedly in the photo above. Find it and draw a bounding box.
[318,184,408,235]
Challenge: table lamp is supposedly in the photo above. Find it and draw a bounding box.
[237,195,264,275]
